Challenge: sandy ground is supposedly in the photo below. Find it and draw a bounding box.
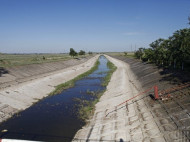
[0,55,99,124]
[73,55,167,142]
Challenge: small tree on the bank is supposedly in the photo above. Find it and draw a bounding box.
[88,51,93,55]
[134,48,144,60]
[42,56,46,60]
[124,52,128,56]
[69,48,78,57]
[79,50,85,56]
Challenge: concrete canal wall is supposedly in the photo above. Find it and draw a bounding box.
[73,55,190,142]
[0,55,99,124]
[0,56,94,90]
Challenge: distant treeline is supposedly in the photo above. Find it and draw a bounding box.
[69,48,93,57]
[135,19,190,70]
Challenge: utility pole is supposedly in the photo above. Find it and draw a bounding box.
[135,44,136,52]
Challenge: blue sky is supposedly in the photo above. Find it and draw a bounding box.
[0,0,190,53]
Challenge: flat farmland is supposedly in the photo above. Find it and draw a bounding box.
[0,53,88,67]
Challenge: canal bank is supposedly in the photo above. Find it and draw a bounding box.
[73,55,166,142]
[0,55,115,142]
[74,55,190,142]
[0,55,99,126]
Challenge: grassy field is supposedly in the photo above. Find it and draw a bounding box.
[0,53,89,67]
[106,52,135,58]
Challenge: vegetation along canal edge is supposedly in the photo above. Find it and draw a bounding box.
[49,55,117,121]
[77,57,117,121]
[49,57,100,95]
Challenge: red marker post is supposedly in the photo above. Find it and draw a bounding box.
[154,85,159,99]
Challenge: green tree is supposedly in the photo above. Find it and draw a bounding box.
[143,48,154,62]
[149,38,166,65]
[147,28,190,70]
[134,25,190,70]
[79,50,85,56]
[124,52,128,56]
[168,28,190,69]
[69,48,78,57]
[149,38,164,49]
[88,51,93,55]
[134,48,144,60]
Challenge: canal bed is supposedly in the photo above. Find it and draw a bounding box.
[0,56,110,142]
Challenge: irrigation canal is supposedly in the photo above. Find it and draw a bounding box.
[0,56,110,142]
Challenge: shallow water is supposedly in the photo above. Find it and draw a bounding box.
[0,56,109,142]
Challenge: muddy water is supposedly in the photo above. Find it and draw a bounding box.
[0,56,109,142]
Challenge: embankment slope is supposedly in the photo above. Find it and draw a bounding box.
[74,55,190,142]
[0,56,94,89]
[0,55,99,124]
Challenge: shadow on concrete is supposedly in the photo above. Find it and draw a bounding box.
[74,57,80,60]
[0,131,127,142]
[0,67,8,77]
[0,131,74,142]
[120,138,124,142]
[159,68,190,85]
[110,55,190,89]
